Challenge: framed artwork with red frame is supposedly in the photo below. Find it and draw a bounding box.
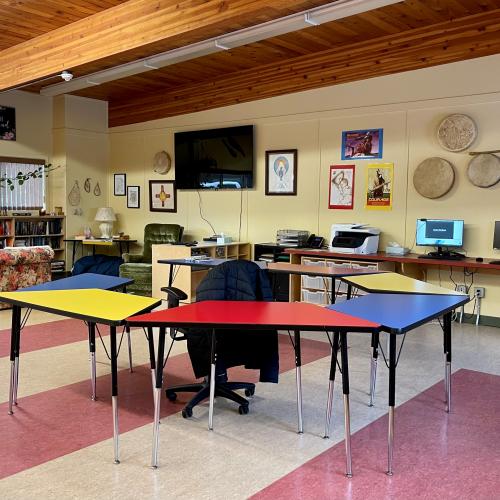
[329,165,355,209]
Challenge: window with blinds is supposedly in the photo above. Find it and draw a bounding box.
[0,157,45,210]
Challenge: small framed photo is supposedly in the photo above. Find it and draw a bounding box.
[341,128,383,160]
[329,165,355,209]
[127,185,140,209]
[265,149,297,195]
[0,106,16,141]
[149,180,177,212]
[114,173,126,196]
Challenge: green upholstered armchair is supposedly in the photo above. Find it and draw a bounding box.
[119,223,183,296]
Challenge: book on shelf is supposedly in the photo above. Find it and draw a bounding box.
[258,253,275,262]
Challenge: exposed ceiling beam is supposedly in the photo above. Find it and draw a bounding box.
[0,0,336,91]
[108,9,500,127]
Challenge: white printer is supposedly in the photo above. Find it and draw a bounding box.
[329,223,380,254]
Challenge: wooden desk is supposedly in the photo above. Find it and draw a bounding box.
[286,248,500,271]
[266,262,385,303]
[64,238,137,265]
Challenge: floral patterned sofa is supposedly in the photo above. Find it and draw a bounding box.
[0,246,54,308]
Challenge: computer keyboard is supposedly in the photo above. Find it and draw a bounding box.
[418,253,465,260]
[489,260,500,265]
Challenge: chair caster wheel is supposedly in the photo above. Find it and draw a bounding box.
[165,390,177,402]
[182,407,193,418]
[238,405,249,415]
[244,387,255,397]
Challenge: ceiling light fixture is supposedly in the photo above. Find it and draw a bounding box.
[40,0,402,97]
[2,69,74,93]
[60,70,73,82]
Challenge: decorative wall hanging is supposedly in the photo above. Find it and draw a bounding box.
[436,114,477,152]
[467,153,500,188]
[153,151,172,175]
[127,185,140,208]
[329,165,355,209]
[94,182,101,196]
[84,178,91,193]
[114,173,126,196]
[0,106,16,141]
[149,180,177,212]
[68,180,81,206]
[413,157,455,199]
[265,149,297,195]
[365,163,393,210]
[341,129,383,160]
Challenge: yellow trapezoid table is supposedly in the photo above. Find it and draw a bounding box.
[0,288,160,464]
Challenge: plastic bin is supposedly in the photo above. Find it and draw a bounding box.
[301,289,328,305]
[301,275,331,290]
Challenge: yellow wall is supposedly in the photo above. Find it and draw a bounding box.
[109,54,500,317]
[0,90,52,161]
[53,95,109,261]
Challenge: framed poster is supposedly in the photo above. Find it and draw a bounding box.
[0,106,16,141]
[127,185,140,208]
[341,128,383,160]
[329,165,355,209]
[114,173,126,196]
[149,180,177,212]
[265,149,297,195]
[365,163,393,210]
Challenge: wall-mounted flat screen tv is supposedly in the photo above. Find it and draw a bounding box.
[175,125,254,190]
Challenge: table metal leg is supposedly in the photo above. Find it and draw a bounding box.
[168,265,174,288]
[443,312,452,413]
[126,325,133,373]
[387,334,397,476]
[346,284,352,300]
[208,328,217,431]
[8,306,22,414]
[340,332,352,478]
[147,327,156,398]
[331,278,336,304]
[294,329,303,434]
[88,322,97,400]
[324,331,340,439]
[151,327,166,468]
[369,331,379,407]
[110,325,120,464]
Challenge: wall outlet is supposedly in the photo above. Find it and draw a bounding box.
[457,285,467,294]
[474,287,485,298]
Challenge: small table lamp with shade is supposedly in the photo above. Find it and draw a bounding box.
[95,207,116,239]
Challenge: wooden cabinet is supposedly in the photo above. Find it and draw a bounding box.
[289,254,394,305]
[152,242,250,301]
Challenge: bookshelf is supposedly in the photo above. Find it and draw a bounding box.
[0,215,66,274]
[152,241,250,302]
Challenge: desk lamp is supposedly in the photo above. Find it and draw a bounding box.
[95,207,116,239]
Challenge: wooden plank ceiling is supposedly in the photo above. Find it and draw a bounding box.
[2,0,500,127]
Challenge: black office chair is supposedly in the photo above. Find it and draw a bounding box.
[162,260,279,418]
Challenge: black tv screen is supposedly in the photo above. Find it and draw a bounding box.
[175,125,254,189]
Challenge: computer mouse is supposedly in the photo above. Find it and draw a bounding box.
[476,257,483,262]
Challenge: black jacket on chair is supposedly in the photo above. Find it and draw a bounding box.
[186,260,279,383]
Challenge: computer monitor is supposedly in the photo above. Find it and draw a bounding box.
[416,219,464,257]
[494,221,500,250]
